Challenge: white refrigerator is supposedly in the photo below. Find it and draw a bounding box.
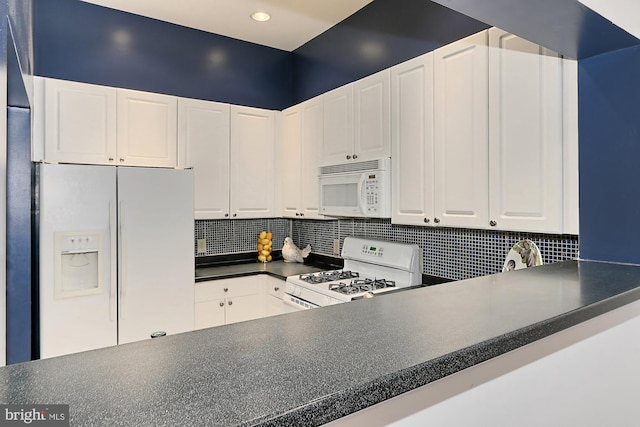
[38,163,195,358]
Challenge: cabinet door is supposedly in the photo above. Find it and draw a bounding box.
[225,293,265,325]
[300,96,325,219]
[434,30,489,229]
[117,89,178,167]
[391,53,435,226]
[562,59,579,235]
[195,299,225,329]
[354,69,391,161]
[230,106,276,218]
[488,28,563,233]
[280,106,302,218]
[178,98,230,219]
[43,78,117,165]
[322,84,353,165]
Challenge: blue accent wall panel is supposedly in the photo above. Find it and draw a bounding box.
[6,107,32,364]
[578,45,640,264]
[33,0,291,110]
[431,0,639,60]
[291,0,489,104]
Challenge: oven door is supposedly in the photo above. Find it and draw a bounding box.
[282,293,320,310]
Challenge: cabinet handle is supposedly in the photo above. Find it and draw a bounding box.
[423,218,430,224]
[274,287,280,292]
[489,220,497,227]
[228,300,233,306]
[346,155,351,160]
[353,154,358,159]
[434,218,440,224]
[223,287,229,292]
[219,302,224,307]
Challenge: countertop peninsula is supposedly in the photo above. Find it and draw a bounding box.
[2,260,640,426]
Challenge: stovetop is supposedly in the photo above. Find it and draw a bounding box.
[287,270,400,302]
[328,278,396,295]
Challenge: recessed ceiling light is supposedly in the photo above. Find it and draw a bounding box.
[251,12,271,22]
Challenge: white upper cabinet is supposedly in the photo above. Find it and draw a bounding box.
[391,52,435,227]
[434,30,489,229]
[353,69,391,161]
[178,98,230,219]
[33,77,179,168]
[321,69,391,165]
[322,84,353,165]
[35,77,117,165]
[230,105,276,219]
[488,28,564,233]
[280,106,302,218]
[279,96,325,219]
[117,88,178,167]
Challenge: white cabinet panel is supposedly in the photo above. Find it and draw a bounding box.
[178,98,230,219]
[39,77,117,165]
[562,59,580,235]
[195,276,268,327]
[488,28,563,233]
[280,106,302,217]
[354,69,391,161]
[195,299,225,329]
[434,30,489,229]
[117,89,178,167]
[391,52,434,226]
[322,84,354,165]
[279,96,325,219]
[230,106,276,218]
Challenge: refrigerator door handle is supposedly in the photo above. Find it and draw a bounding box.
[118,201,127,320]
[109,200,117,322]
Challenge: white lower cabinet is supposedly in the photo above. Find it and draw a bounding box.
[194,275,294,329]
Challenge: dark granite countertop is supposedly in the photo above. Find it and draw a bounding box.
[195,260,328,282]
[2,260,640,426]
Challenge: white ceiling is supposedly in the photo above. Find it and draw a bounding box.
[80,0,375,51]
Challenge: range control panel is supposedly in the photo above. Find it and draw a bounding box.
[361,244,384,257]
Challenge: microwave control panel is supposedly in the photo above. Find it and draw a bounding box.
[365,173,381,213]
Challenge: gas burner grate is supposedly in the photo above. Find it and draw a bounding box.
[328,278,396,295]
[299,270,360,284]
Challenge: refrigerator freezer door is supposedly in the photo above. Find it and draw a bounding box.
[39,164,118,358]
[116,167,195,344]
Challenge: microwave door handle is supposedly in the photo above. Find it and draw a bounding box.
[358,174,367,216]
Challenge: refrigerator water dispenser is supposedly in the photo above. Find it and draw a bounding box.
[54,231,104,299]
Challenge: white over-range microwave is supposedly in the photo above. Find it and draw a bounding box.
[318,157,391,218]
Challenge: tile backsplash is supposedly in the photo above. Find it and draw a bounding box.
[195,218,579,281]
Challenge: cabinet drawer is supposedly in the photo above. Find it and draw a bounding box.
[195,276,261,302]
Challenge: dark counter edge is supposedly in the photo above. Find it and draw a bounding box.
[244,276,640,426]
[195,252,452,285]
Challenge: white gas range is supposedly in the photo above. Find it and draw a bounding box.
[284,237,423,309]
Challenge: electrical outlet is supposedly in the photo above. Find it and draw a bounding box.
[197,238,207,254]
[333,238,340,256]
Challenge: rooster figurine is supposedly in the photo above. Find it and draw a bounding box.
[282,237,311,263]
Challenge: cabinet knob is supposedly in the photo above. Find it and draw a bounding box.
[346,155,351,160]
[434,218,440,224]
[489,220,497,227]
[295,212,300,216]
[219,302,225,307]
[274,287,280,292]
[228,300,233,306]
[233,213,237,218]
[223,287,229,292]
[108,157,114,162]
[119,158,125,162]
[224,213,229,218]
[423,218,430,224]
[300,213,304,217]
[352,154,358,159]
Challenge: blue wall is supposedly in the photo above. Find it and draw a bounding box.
[291,0,489,103]
[578,45,640,264]
[33,0,291,110]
